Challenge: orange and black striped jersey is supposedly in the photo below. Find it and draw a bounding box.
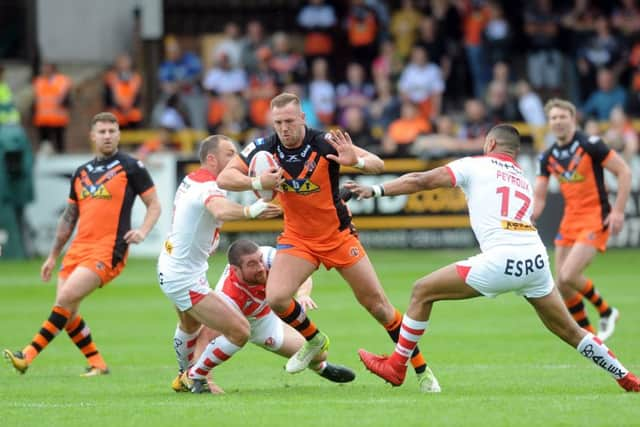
[537,130,614,229]
[239,127,351,242]
[67,151,155,265]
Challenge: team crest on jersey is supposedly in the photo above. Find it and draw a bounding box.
[557,171,585,183]
[304,159,317,172]
[79,184,112,200]
[349,246,360,257]
[281,178,320,195]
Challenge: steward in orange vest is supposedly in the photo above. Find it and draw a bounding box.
[32,62,72,152]
[104,54,143,129]
[33,63,71,128]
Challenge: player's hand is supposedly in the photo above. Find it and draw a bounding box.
[604,209,625,235]
[40,256,56,282]
[296,295,318,311]
[259,168,284,192]
[124,229,146,244]
[246,199,282,219]
[257,203,282,219]
[343,180,374,200]
[326,129,358,166]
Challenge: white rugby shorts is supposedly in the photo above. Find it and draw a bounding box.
[218,293,284,351]
[456,245,554,299]
[157,266,211,311]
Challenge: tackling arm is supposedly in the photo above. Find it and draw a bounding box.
[531,177,549,223]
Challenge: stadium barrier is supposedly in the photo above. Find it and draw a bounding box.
[25,153,639,257]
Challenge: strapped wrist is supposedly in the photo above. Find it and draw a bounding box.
[371,184,385,198]
[251,176,263,191]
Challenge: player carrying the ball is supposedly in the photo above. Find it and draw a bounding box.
[217,92,441,393]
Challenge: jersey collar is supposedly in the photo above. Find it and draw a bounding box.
[485,152,520,167]
[188,168,217,182]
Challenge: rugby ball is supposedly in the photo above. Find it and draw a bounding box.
[248,151,278,201]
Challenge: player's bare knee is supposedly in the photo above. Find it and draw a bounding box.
[358,293,389,323]
[556,268,578,289]
[227,319,250,346]
[265,294,289,313]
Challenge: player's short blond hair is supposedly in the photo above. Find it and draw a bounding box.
[198,134,231,164]
[91,112,118,128]
[544,98,576,118]
[270,92,300,110]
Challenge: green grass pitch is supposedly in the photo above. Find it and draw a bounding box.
[1,249,639,427]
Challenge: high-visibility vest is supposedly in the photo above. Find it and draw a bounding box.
[104,71,143,126]
[33,74,71,127]
[0,82,20,125]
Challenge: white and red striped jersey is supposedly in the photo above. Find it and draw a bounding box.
[446,153,543,252]
[158,168,226,277]
[214,246,276,319]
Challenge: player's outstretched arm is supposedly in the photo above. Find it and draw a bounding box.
[124,190,162,244]
[531,177,549,223]
[206,197,281,221]
[217,156,283,191]
[325,129,384,174]
[344,166,453,199]
[41,202,79,281]
[603,151,632,235]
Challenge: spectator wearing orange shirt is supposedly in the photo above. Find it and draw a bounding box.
[382,101,431,157]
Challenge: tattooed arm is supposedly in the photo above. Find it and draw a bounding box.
[40,202,79,282]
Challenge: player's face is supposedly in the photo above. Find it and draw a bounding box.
[237,250,267,285]
[213,139,238,172]
[91,121,120,157]
[271,102,306,148]
[547,107,575,143]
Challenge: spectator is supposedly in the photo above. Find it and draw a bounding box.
[461,0,491,98]
[297,0,337,67]
[483,1,512,66]
[485,80,520,123]
[308,57,336,126]
[371,39,404,83]
[32,62,72,153]
[244,47,278,129]
[523,0,563,97]
[203,52,248,95]
[397,45,445,120]
[458,98,493,142]
[581,68,627,120]
[515,80,546,127]
[577,15,625,101]
[158,36,205,130]
[415,16,452,87]
[345,0,380,73]
[336,62,375,126]
[382,101,431,158]
[213,22,243,68]
[389,0,423,61]
[611,0,640,43]
[240,20,270,74]
[269,32,307,87]
[343,106,381,155]
[604,106,638,163]
[104,53,143,129]
[368,76,401,135]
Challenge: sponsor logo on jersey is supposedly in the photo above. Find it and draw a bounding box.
[281,178,320,195]
[557,171,585,183]
[501,220,536,232]
[79,184,112,200]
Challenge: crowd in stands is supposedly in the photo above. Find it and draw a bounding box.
[12,0,640,161]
